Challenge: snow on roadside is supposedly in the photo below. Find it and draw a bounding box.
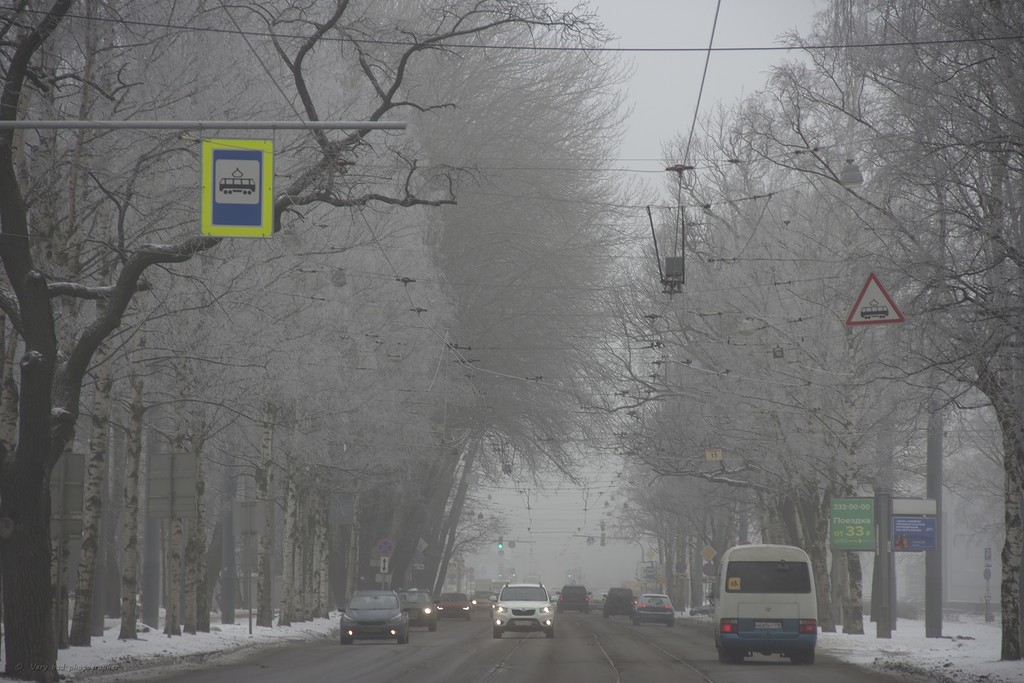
[0,613,339,682]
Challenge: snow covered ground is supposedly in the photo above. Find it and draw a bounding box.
[0,611,1020,682]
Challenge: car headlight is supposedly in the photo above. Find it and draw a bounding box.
[495,606,507,614]
[341,612,355,622]
[387,613,405,624]
[471,599,478,605]
[423,607,432,614]
[462,605,470,610]
[540,605,552,614]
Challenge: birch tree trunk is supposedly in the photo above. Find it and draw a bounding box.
[69,335,114,646]
[193,422,209,633]
[308,489,325,619]
[118,334,145,639]
[182,419,207,634]
[164,519,183,636]
[165,361,188,637]
[256,403,275,627]
[842,551,865,635]
[317,500,329,618]
[279,458,296,627]
[296,495,308,622]
[183,519,197,634]
[346,492,360,600]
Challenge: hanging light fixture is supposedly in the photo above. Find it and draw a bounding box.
[840,159,864,188]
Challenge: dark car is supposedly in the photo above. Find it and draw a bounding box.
[340,590,409,644]
[633,593,675,627]
[399,589,438,631]
[603,587,635,618]
[435,592,472,619]
[557,584,590,613]
[471,591,496,611]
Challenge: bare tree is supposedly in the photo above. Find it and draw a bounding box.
[0,2,618,675]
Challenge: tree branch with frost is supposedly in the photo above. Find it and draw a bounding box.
[63,236,221,393]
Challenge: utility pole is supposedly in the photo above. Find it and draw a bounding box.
[925,399,943,637]
[875,492,893,639]
[346,492,360,598]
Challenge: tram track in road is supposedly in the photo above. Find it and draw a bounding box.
[563,612,717,683]
[478,631,531,683]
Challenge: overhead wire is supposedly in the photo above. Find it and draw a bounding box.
[17,8,1023,53]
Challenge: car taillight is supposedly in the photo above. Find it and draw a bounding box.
[638,603,647,609]
[664,605,672,610]
[559,594,565,601]
[799,619,817,634]
[720,618,738,633]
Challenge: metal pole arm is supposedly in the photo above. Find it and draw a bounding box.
[0,120,405,131]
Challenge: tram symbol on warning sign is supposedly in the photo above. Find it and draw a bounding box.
[846,273,905,326]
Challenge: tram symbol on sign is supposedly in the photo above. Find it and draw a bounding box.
[214,160,260,204]
[219,169,256,195]
[859,300,889,320]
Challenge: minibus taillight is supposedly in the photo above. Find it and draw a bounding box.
[720,618,738,634]
[798,619,817,634]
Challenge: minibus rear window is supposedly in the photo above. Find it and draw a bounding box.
[724,560,811,593]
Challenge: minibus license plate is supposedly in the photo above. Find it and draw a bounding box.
[755,621,782,630]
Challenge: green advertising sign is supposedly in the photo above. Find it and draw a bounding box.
[830,498,876,551]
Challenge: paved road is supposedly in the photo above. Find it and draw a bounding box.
[144,612,914,683]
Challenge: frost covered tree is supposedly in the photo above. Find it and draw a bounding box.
[0,0,613,677]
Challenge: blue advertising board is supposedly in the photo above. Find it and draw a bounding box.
[893,515,937,552]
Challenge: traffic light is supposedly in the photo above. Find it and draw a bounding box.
[497,537,504,550]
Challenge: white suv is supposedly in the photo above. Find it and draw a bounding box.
[492,583,555,639]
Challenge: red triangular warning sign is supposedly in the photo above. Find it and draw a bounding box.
[846,273,905,326]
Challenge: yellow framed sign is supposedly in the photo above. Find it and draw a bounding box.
[201,139,274,237]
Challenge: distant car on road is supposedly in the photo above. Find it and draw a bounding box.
[339,590,409,644]
[557,584,591,613]
[398,589,438,631]
[435,592,472,619]
[603,587,635,618]
[633,593,675,627]
[471,590,496,610]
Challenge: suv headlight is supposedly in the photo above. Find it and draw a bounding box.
[423,607,432,614]
[494,605,508,614]
[540,605,552,614]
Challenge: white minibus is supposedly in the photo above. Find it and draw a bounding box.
[712,544,817,665]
